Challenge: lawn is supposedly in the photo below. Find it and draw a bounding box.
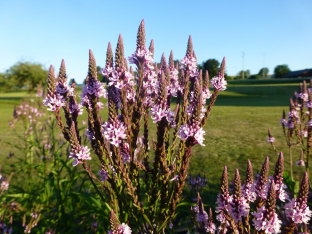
[0,81,306,208]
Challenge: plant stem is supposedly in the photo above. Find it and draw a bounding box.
[289,145,293,180]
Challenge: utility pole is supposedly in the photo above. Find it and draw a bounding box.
[263,53,266,79]
[242,52,245,79]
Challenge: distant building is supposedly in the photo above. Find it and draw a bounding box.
[284,69,312,78]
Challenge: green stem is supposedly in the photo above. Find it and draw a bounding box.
[289,145,293,180]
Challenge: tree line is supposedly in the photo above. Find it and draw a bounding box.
[0,60,292,92]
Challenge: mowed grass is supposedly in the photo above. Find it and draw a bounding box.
[0,82,305,208]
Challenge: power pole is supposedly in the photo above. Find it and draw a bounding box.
[242,52,245,79]
[263,53,266,79]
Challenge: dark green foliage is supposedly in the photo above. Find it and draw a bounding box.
[236,70,250,79]
[1,102,110,233]
[258,67,269,78]
[249,74,261,79]
[1,62,48,92]
[201,59,219,78]
[274,64,291,78]
[69,78,76,85]
[97,66,105,82]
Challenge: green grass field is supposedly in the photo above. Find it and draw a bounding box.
[0,80,307,208]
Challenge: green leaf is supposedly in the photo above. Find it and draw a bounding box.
[6,193,30,198]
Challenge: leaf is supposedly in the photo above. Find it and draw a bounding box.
[6,193,30,198]
[177,201,196,207]
[283,172,300,197]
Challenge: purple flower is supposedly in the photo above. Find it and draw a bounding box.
[197,211,208,223]
[43,94,66,112]
[128,48,153,68]
[285,172,311,224]
[79,79,107,109]
[211,75,227,91]
[252,206,282,234]
[300,129,308,138]
[98,169,108,182]
[118,223,132,234]
[69,101,83,116]
[242,182,257,203]
[202,88,212,100]
[180,55,199,78]
[228,196,249,223]
[305,101,312,108]
[150,102,176,127]
[205,222,216,233]
[1,181,9,191]
[120,143,131,163]
[177,123,205,146]
[267,137,275,143]
[102,120,127,146]
[69,146,91,167]
[296,159,305,167]
[284,198,312,224]
[297,92,308,102]
[57,82,74,97]
[76,146,91,161]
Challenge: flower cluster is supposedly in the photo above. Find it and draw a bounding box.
[43,93,66,112]
[188,173,207,202]
[284,198,312,224]
[211,75,227,91]
[207,154,309,234]
[267,136,275,143]
[0,172,11,192]
[178,123,205,146]
[80,79,106,109]
[150,104,175,124]
[69,145,92,167]
[0,222,12,234]
[128,48,153,69]
[296,151,305,167]
[284,172,312,225]
[10,102,45,127]
[102,120,127,146]
[98,169,109,182]
[43,20,227,232]
[192,194,216,234]
[180,55,199,78]
[252,205,282,234]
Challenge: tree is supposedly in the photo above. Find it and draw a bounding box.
[97,66,106,82]
[249,74,261,79]
[237,70,250,79]
[258,67,269,78]
[202,59,219,78]
[274,65,290,78]
[69,78,76,86]
[6,62,48,91]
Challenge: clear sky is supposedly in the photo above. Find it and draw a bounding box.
[1,0,311,83]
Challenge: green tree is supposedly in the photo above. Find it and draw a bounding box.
[69,78,76,86]
[202,59,220,78]
[258,67,269,78]
[6,62,48,91]
[97,66,106,82]
[274,64,290,78]
[237,70,250,79]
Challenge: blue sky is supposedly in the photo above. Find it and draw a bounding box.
[1,0,311,83]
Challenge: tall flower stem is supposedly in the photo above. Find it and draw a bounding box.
[289,145,293,180]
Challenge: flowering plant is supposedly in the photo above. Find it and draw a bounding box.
[191,153,311,234]
[269,80,312,180]
[43,19,227,232]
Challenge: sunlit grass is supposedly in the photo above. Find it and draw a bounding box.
[0,83,301,208]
